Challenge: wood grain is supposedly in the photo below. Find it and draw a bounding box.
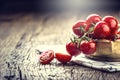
[0,12,120,80]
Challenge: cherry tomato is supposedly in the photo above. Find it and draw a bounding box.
[80,40,96,55]
[102,16,118,35]
[39,50,54,65]
[72,20,87,37]
[66,42,81,56]
[55,53,72,63]
[93,21,111,39]
[86,14,101,31]
[86,14,101,24]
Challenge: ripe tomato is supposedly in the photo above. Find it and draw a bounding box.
[86,14,101,24]
[80,40,96,55]
[55,53,72,63]
[102,16,118,35]
[39,50,54,65]
[93,21,111,39]
[72,20,87,37]
[86,14,101,31]
[66,42,81,56]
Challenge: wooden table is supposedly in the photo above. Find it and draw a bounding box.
[0,12,120,80]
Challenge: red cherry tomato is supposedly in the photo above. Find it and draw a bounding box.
[93,21,111,39]
[72,20,87,37]
[102,16,118,35]
[86,14,101,24]
[39,50,54,65]
[86,14,101,31]
[80,40,96,55]
[66,42,81,56]
[55,53,72,63]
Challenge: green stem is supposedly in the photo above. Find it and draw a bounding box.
[77,32,88,48]
[35,49,42,54]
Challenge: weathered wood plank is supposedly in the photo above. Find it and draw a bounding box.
[0,12,120,80]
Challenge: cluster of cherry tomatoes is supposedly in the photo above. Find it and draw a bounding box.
[38,14,120,65]
[66,14,120,56]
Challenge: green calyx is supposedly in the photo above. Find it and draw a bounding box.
[71,23,96,48]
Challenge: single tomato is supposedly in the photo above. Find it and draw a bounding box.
[102,16,118,35]
[39,50,54,65]
[93,21,111,39]
[80,40,96,55]
[55,53,72,63]
[72,20,87,37]
[66,42,81,56]
[86,14,101,31]
[86,14,101,24]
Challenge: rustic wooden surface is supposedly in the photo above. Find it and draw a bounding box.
[0,12,120,80]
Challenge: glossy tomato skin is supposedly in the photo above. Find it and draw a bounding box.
[86,14,101,31]
[72,20,87,37]
[102,16,118,35]
[86,14,101,24]
[93,21,111,39]
[55,53,72,63]
[80,40,96,55]
[66,42,81,56]
[39,50,54,65]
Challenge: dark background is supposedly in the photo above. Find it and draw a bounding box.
[0,0,120,14]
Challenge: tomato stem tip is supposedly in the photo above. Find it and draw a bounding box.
[35,49,43,54]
